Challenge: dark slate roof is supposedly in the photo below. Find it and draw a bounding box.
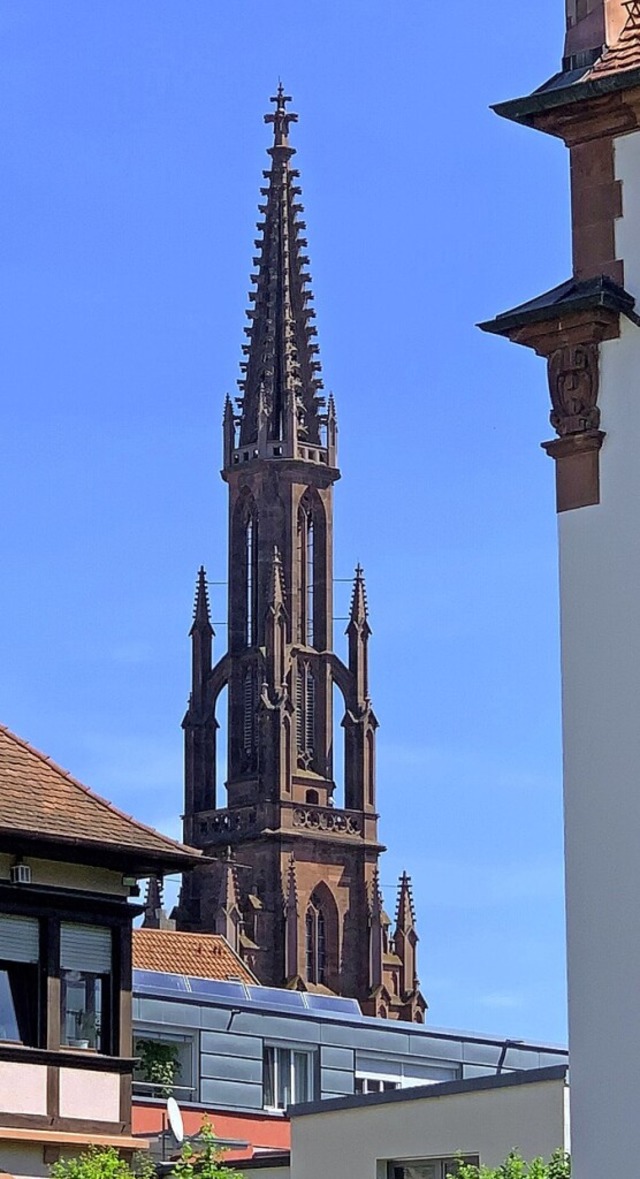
[0,724,201,872]
[493,63,640,126]
[478,275,638,337]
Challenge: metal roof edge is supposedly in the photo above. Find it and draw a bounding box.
[289,1064,569,1119]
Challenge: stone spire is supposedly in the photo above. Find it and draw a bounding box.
[142,875,175,930]
[347,564,371,707]
[284,853,300,982]
[190,566,214,707]
[237,84,324,452]
[394,872,419,996]
[215,848,244,953]
[191,566,213,636]
[368,866,384,992]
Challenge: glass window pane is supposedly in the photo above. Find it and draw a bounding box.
[0,970,20,1041]
[61,970,103,1051]
[0,963,39,1046]
[293,1051,309,1103]
[263,1046,276,1108]
[276,1047,291,1109]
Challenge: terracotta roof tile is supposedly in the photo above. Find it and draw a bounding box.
[132,928,257,983]
[0,724,200,867]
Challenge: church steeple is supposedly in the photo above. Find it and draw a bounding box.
[175,92,424,1020]
[235,84,324,456]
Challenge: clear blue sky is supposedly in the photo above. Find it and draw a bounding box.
[0,1,571,1043]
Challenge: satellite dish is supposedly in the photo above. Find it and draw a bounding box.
[166,1096,184,1144]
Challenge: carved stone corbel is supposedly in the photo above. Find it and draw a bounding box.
[547,343,601,436]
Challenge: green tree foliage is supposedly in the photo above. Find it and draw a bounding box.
[51,1147,154,1179]
[169,1119,243,1179]
[449,1150,570,1179]
[135,1038,181,1097]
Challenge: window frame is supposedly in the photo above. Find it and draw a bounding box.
[262,1043,316,1111]
[133,1028,199,1101]
[389,1156,480,1179]
[0,904,127,1059]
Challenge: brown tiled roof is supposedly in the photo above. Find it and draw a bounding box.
[0,724,200,869]
[133,928,257,983]
[589,6,640,78]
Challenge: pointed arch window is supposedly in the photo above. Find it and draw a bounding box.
[296,661,315,768]
[245,510,259,646]
[305,893,327,985]
[297,497,315,646]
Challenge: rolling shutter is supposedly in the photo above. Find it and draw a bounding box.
[0,914,39,962]
[60,923,112,973]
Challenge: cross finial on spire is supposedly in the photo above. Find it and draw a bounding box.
[265,82,298,149]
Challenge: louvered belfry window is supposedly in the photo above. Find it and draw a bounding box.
[296,661,315,767]
[243,665,257,769]
[245,513,259,646]
[297,498,315,646]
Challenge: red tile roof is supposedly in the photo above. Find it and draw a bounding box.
[0,724,200,869]
[133,928,257,983]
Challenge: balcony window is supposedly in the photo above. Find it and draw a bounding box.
[60,923,112,1052]
[0,914,40,1047]
[133,1033,195,1099]
[263,1045,315,1110]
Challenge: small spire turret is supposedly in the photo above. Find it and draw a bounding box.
[347,564,371,704]
[190,566,214,706]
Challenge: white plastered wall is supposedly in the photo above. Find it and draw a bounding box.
[0,852,128,895]
[557,128,640,1179]
[290,1077,567,1179]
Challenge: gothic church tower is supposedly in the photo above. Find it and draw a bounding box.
[174,89,425,1022]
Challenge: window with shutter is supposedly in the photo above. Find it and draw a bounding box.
[0,915,40,1046]
[60,923,113,1053]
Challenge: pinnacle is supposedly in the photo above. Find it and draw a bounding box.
[349,564,369,626]
[218,847,242,913]
[285,853,299,911]
[142,875,164,928]
[370,866,383,917]
[268,545,287,609]
[395,871,416,929]
[190,565,214,635]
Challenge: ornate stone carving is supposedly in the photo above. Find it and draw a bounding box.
[292,807,361,835]
[547,343,601,436]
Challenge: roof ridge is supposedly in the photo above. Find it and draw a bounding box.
[0,723,198,859]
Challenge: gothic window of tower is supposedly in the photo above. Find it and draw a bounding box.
[296,660,315,769]
[297,490,315,647]
[245,509,258,647]
[242,665,257,771]
[305,893,327,985]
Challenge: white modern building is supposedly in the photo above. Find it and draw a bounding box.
[482,2,640,1177]
[240,1065,569,1179]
